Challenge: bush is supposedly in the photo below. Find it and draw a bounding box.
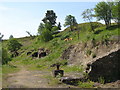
[39,28,53,42]
[7,38,22,52]
[2,48,11,64]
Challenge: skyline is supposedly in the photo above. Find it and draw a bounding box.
[0,2,100,39]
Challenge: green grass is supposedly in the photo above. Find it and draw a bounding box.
[2,64,19,74]
[78,80,94,88]
[44,75,62,86]
[62,65,83,73]
[2,64,19,88]
[3,23,120,71]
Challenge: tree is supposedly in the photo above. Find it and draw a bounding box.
[112,1,120,25]
[94,1,114,28]
[82,9,94,31]
[52,26,59,32]
[40,28,53,42]
[64,15,77,31]
[42,10,57,26]
[7,38,22,55]
[37,10,61,42]
[37,10,60,42]
[44,22,53,31]
[38,23,45,35]
[9,35,14,39]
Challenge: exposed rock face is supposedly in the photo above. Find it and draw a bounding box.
[61,40,120,66]
[61,45,74,60]
[88,49,120,83]
[61,40,120,83]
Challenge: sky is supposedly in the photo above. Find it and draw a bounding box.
[0,1,101,39]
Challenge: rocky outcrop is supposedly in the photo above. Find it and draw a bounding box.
[61,40,120,83]
[88,49,120,83]
[61,45,74,60]
[61,40,120,66]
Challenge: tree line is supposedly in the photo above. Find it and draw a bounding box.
[37,1,119,42]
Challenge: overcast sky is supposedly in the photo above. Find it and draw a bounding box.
[0,1,100,39]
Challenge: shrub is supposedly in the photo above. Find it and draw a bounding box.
[39,28,53,42]
[2,48,11,64]
[7,38,22,52]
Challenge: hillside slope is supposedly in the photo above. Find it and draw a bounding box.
[2,22,120,88]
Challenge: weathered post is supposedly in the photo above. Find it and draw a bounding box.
[53,63,64,77]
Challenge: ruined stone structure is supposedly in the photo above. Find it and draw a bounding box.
[27,48,49,58]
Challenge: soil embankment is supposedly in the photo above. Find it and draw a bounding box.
[61,40,120,84]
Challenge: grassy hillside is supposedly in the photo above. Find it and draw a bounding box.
[2,22,120,88]
[2,22,119,71]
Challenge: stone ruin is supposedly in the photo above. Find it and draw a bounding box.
[26,48,50,58]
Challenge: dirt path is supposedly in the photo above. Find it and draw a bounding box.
[5,66,74,88]
[6,66,53,88]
